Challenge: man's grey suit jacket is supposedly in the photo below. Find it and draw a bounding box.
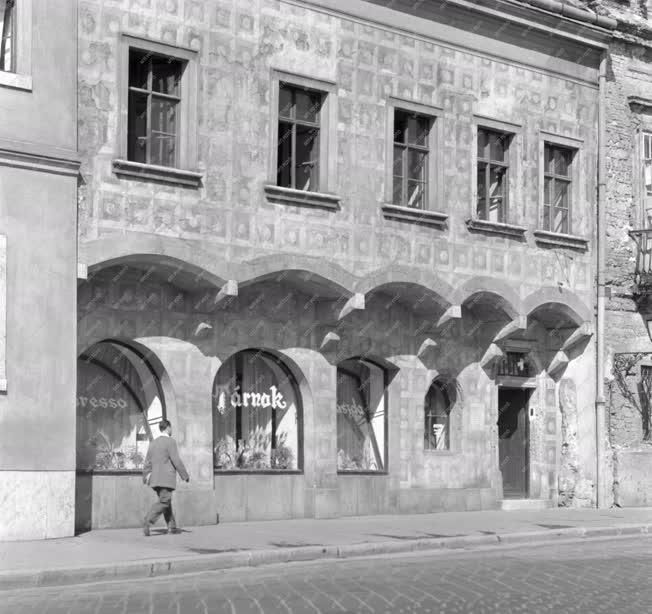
[143,435,189,490]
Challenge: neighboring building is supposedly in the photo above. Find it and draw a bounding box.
[597,1,652,505]
[1,0,618,540]
[0,0,80,539]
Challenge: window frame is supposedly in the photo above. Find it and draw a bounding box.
[641,130,652,228]
[536,130,585,242]
[114,34,200,186]
[336,357,389,475]
[212,349,304,475]
[276,83,323,192]
[542,143,574,235]
[0,0,32,91]
[265,69,340,209]
[383,97,444,219]
[424,380,452,452]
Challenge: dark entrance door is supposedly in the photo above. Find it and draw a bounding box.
[498,388,531,499]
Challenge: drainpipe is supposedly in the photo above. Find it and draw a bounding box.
[595,51,607,509]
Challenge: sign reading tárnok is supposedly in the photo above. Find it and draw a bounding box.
[215,385,287,414]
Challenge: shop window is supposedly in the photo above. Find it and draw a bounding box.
[336,358,387,472]
[128,49,184,168]
[476,128,511,223]
[498,352,534,378]
[424,380,451,451]
[392,109,431,209]
[277,83,324,191]
[76,342,165,472]
[543,143,574,234]
[213,350,302,472]
[0,0,14,73]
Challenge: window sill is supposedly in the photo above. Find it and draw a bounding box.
[337,470,389,475]
[112,159,203,188]
[214,469,303,475]
[264,184,341,210]
[0,71,32,91]
[532,229,589,251]
[424,449,456,455]
[381,204,448,228]
[466,218,527,238]
[76,470,143,476]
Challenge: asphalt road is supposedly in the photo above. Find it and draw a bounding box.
[2,535,652,613]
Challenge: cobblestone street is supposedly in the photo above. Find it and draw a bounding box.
[2,535,652,613]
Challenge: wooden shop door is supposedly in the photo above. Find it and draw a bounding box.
[498,388,531,499]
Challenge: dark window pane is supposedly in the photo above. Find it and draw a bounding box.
[394,111,408,144]
[392,178,403,206]
[295,89,321,123]
[407,181,425,209]
[408,150,427,182]
[277,122,293,188]
[489,131,508,162]
[127,91,148,163]
[295,125,319,191]
[279,85,293,119]
[393,145,404,178]
[129,50,149,90]
[477,129,488,159]
[543,204,551,231]
[408,116,429,146]
[150,133,176,167]
[544,145,553,173]
[544,176,552,205]
[477,163,487,198]
[553,207,568,234]
[554,148,571,176]
[151,97,177,136]
[151,55,182,95]
[489,166,505,198]
[553,179,569,209]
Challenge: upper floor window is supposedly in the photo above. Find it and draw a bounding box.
[543,143,573,234]
[644,132,652,223]
[277,84,324,192]
[0,0,15,73]
[392,110,431,209]
[477,128,510,223]
[128,49,185,168]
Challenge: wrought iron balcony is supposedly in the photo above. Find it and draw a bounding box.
[629,229,652,289]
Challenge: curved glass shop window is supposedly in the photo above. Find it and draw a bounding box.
[337,358,387,472]
[213,350,302,472]
[76,342,164,471]
[424,380,451,451]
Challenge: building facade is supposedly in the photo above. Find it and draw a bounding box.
[599,1,652,506]
[0,0,80,540]
[1,0,617,540]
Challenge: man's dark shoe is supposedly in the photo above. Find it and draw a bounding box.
[167,526,181,534]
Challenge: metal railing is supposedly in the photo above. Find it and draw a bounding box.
[629,229,652,288]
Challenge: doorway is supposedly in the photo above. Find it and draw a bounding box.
[498,387,532,499]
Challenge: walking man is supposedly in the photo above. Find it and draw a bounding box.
[142,419,189,536]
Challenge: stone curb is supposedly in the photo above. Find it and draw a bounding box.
[0,523,650,591]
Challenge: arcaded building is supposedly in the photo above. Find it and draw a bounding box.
[1,0,616,539]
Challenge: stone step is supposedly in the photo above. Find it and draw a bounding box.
[500,498,555,511]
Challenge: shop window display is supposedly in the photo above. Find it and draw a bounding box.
[336,358,387,472]
[76,342,164,471]
[213,350,302,471]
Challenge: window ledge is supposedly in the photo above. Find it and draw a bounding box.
[532,229,589,251]
[76,469,143,476]
[466,218,527,238]
[337,470,389,475]
[264,184,341,210]
[0,71,32,91]
[382,204,448,228]
[214,469,303,475]
[112,159,203,188]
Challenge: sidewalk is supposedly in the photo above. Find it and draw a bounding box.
[1,507,652,590]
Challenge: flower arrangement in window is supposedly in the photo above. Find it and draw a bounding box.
[213,429,294,471]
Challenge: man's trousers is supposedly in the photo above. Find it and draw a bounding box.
[144,487,176,529]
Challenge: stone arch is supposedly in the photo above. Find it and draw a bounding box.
[453,276,522,321]
[238,254,356,298]
[523,287,592,326]
[80,235,229,288]
[355,265,455,308]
